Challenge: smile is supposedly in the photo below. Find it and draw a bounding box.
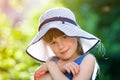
[61,49,69,54]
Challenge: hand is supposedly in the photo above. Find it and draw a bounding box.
[58,61,80,77]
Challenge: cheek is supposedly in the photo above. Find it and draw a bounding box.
[67,39,77,47]
[50,46,59,55]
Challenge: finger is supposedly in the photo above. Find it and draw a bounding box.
[65,65,71,74]
[65,63,74,75]
[73,64,80,75]
[72,62,80,73]
[63,62,75,74]
[70,62,80,76]
[70,67,75,76]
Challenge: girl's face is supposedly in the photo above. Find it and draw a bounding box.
[48,35,79,61]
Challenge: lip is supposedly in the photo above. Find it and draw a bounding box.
[61,49,69,54]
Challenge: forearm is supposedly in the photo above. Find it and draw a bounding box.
[47,61,69,80]
[38,73,53,80]
[36,63,48,71]
[34,63,48,80]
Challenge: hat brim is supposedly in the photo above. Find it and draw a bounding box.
[26,21,100,62]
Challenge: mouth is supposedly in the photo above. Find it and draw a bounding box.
[61,49,69,54]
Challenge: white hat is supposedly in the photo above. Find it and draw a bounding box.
[26,8,100,62]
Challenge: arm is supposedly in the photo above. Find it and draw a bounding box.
[34,56,59,80]
[73,54,96,80]
[46,60,69,80]
[35,73,53,80]
[34,57,80,80]
[34,63,49,80]
[34,57,69,80]
[57,61,80,77]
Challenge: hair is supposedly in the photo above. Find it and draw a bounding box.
[42,28,84,55]
[42,28,64,43]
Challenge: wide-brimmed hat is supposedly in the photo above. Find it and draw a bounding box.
[26,8,100,62]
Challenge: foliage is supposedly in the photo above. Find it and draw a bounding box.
[0,11,40,80]
[58,0,120,80]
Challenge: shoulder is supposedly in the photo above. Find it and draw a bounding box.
[80,53,96,74]
[73,54,97,80]
[73,54,96,79]
[81,53,96,66]
[84,53,96,61]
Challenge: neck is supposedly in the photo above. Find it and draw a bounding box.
[61,52,81,63]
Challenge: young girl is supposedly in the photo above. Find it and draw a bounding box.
[26,8,100,80]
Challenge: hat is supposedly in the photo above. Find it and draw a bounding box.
[26,8,100,62]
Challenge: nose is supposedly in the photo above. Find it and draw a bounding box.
[58,40,64,50]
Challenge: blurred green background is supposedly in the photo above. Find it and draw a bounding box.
[0,0,120,80]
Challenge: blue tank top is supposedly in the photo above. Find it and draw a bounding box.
[64,53,93,80]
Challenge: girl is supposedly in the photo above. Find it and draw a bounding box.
[26,8,100,80]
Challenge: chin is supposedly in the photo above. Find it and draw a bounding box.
[61,57,70,61]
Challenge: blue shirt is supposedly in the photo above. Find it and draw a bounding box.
[64,53,93,80]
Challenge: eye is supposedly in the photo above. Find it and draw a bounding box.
[62,35,68,40]
[50,41,56,45]
[62,35,67,39]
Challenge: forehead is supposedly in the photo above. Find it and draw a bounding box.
[42,28,65,42]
